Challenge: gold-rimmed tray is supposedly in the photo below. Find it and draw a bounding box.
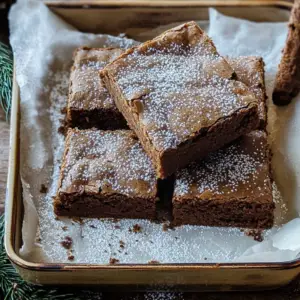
[5,0,300,290]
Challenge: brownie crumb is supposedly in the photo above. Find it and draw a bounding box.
[245,229,264,242]
[89,224,97,229]
[62,226,68,231]
[61,107,67,114]
[109,258,119,265]
[36,237,42,243]
[162,223,175,232]
[148,260,160,265]
[40,184,48,193]
[61,236,73,250]
[131,224,142,233]
[204,257,207,261]
[68,255,75,261]
[119,240,125,249]
[114,225,121,229]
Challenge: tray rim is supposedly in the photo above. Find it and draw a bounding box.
[44,0,293,8]
[5,0,300,284]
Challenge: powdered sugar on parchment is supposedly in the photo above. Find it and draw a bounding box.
[174,132,267,197]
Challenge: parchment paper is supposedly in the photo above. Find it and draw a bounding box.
[9,0,300,264]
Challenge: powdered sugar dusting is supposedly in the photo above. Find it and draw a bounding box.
[60,129,156,196]
[228,56,266,124]
[70,48,123,110]
[112,35,257,151]
[175,131,269,197]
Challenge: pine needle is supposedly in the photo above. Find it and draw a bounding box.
[0,41,13,120]
[0,215,81,300]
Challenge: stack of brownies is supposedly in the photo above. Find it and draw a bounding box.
[54,22,275,229]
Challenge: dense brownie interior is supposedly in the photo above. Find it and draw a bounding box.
[67,47,127,129]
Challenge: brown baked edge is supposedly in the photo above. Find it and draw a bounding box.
[256,57,268,129]
[273,2,300,106]
[172,198,275,229]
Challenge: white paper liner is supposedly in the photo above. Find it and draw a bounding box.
[8,0,300,264]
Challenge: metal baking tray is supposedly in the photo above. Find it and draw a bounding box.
[5,0,300,290]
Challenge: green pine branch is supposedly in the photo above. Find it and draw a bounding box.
[0,214,81,300]
[0,41,13,121]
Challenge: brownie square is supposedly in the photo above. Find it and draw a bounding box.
[273,0,300,106]
[173,131,274,229]
[54,129,158,219]
[228,56,267,129]
[101,21,260,178]
[67,47,127,129]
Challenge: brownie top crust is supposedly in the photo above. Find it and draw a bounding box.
[59,129,157,198]
[101,21,258,152]
[228,56,266,126]
[69,47,123,111]
[228,56,265,100]
[174,130,272,203]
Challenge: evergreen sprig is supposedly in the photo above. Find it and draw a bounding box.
[0,214,80,300]
[0,41,13,120]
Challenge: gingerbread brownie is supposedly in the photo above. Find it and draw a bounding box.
[67,47,127,129]
[173,131,274,228]
[100,21,260,178]
[54,129,158,219]
[273,1,300,106]
[228,56,267,129]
